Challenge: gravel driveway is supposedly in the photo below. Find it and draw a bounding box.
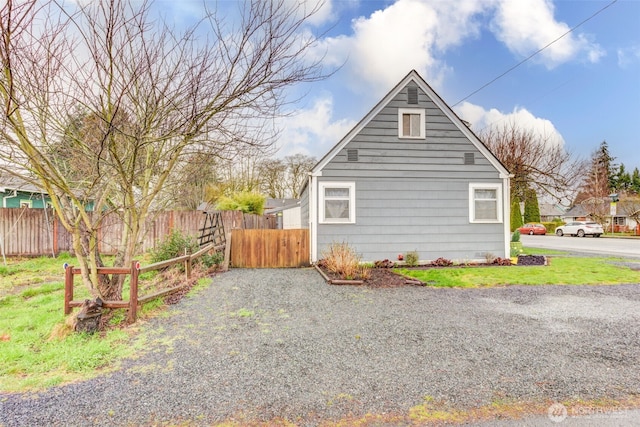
[2,268,640,426]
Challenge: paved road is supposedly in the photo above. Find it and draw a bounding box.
[521,234,640,258]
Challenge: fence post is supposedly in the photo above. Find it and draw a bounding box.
[64,264,73,315]
[128,261,139,323]
[184,248,191,279]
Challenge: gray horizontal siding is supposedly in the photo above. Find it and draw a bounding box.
[321,84,499,181]
[316,177,505,262]
[300,186,309,229]
[319,169,498,179]
[312,81,507,262]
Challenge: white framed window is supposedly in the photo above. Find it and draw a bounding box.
[469,183,502,223]
[613,217,626,226]
[319,182,355,224]
[398,108,425,139]
[20,200,32,208]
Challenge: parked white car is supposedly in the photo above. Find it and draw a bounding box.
[555,221,603,237]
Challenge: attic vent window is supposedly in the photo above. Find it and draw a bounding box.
[464,153,475,165]
[398,108,425,139]
[407,87,418,104]
[347,149,358,162]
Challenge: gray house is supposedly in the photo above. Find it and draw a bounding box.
[300,70,511,263]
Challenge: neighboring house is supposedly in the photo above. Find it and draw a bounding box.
[539,203,565,222]
[299,70,511,263]
[562,200,638,232]
[265,199,301,229]
[0,176,94,210]
[616,200,639,232]
[0,177,52,208]
[562,204,592,222]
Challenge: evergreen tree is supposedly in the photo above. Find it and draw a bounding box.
[598,141,617,191]
[574,141,616,204]
[510,196,523,231]
[613,163,631,192]
[631,168,640,194]
[523,188,541,223]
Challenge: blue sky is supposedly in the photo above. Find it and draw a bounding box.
[261,0,640,171]
[155,0,639,169]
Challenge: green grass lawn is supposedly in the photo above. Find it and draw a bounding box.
[0,254,211,393]
[398,252,640,288]
[0,254,141,392]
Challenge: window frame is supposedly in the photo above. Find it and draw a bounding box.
[319,182,356,224]
[468,183,502,223]
[19,200,32,208]
[398,108,425,139]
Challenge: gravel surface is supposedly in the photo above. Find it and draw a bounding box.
[2,268,640,426]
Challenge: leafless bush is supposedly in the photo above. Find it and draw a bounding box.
[320,242,369,280]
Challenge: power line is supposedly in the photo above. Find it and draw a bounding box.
[452,0,618,107]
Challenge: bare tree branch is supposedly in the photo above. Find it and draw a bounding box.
[1,0,328,301]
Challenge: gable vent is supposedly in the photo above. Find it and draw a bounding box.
[407,87,418,104]
[464,152,475,165]
[347,149,359,162]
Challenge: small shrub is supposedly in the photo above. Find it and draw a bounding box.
[374,259,395,268]
[150,229,198,264]
[492,257,513,266]
[405,251,419,267]
[201,251,224,269]
[149,230,219,271]
[215,191,265,215]
[357,265,371,281]
[510,241,524,257]
[320,242,367,280]
[483,252,496,264]
[431,257,453,267]
[511,230,521,242]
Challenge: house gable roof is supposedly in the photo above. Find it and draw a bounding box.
[311,69,510,178]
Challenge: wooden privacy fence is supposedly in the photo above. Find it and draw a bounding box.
[64,242,228,323]
[0,208,276,257]
[231,229,309,268]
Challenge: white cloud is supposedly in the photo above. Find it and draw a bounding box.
[275,95,357,158]
[313,0,494,96]
[293,0,336,26]
[491,0,604,69]
[455,101,565,146]
[617,45,640,68]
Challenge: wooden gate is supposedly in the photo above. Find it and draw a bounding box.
[230,229,309,268]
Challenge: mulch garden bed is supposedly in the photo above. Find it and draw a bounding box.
[315,264,420,288]
[315,255,547,288]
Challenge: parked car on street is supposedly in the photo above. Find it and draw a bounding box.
[555,221,603,237]
[518,223,547,235]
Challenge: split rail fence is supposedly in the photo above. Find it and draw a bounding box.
[64,241,229,323]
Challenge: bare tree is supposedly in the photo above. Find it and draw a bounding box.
[164,152,224,210]
[479,122,584,204]
[580,197,608,225]
[0,0,326,301]
[573,141,615,205]
[258,158,287,199]
[284,153,316,198]
[620,197,640,233]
